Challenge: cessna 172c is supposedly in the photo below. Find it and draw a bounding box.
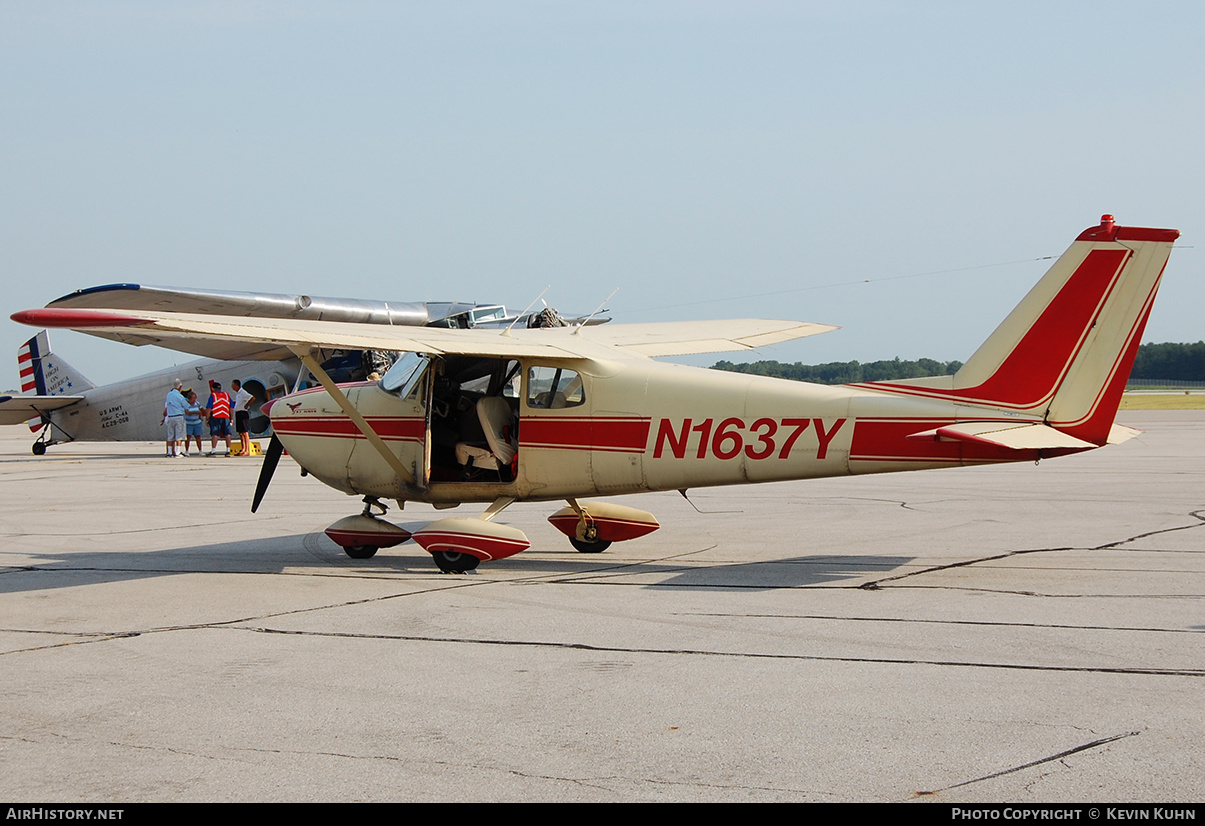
[12,216,1179,573]
[1,284,545,454]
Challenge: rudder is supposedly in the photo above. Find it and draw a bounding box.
[17,331,96,430]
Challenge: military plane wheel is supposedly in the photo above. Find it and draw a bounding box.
[342,545,379,559]
[31,442,46,456]
[431,550,480,574]
[569,537,611,554]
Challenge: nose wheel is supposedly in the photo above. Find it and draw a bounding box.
[324,501,412,561]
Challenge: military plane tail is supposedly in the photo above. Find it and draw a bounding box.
[17,331,95,430]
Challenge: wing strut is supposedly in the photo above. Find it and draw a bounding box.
[289,346,417,486]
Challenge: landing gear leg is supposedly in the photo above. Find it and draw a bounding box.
[566,498,611,553]
[361,496,387,517]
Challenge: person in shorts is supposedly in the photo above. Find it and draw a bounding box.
[161,379,188,457]
[183,390,206,456]
[232,379,253,456]
[207,381,232,455]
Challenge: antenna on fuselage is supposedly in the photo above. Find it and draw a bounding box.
[678,489,742,514]
[572,287,619,335]
[502,286,551,337]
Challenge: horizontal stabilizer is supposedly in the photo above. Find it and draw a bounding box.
[905,421,1097,451]
[0,394,84,426]
[1107,423,1142,445]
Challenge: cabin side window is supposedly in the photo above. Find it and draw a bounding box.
[527,366,585,409]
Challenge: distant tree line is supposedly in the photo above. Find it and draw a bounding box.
[712,342,1205,384]
[1130,341,1205,381]
[710,357,964,384]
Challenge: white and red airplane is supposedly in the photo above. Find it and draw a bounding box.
[12,216,1179,573]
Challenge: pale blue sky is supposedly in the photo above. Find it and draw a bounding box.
[3,1,1201,386]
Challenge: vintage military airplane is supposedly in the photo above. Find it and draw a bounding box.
[2,284,553,454]
[12,216,1178,573]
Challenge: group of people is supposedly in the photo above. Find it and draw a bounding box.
[162,378,254,458]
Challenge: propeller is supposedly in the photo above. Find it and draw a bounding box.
[251,434,285,513]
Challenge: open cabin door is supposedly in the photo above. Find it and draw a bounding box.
[376,352,432,489]
[424,356,522,486]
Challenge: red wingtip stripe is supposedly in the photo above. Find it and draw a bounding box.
[11,308,149,328]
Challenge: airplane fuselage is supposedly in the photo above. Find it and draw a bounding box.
[269,356,1067,507]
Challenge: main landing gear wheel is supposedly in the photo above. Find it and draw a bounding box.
[31,442,46,456]
[431,550,480,574]
[569,537,611,554]
[342,545,379,560]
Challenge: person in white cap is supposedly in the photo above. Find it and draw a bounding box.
[161,379,188,457]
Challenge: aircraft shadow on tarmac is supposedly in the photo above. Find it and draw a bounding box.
[636,555,915,590]
[2,531,915,594]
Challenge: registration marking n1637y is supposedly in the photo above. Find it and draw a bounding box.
[653,417,847,460]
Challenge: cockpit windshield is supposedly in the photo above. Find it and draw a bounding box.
[379,352,429,399]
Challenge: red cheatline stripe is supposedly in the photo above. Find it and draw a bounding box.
[272,416,425,441]
[850,418,961,462]
[522,417,651,452]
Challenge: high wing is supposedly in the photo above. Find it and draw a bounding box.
[0,394,84,426]
[574,319,840,355]
[48,283,476,326]
[11,308,837,362]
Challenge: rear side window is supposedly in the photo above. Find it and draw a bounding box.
[527,366,585,409]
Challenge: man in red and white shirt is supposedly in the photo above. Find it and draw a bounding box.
[206,381,232,456]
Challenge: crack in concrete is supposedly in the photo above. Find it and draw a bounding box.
[867,584,1204,599]
[0,553,717,657]
[846,497,920,512]
[860,509,1205,590]
[915,730,1139,797]
[681,612,1205,634]
[230,626,1205,677]
[1,515,285,540]
[0,632,142,655]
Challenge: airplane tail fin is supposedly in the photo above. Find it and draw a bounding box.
[862,216,1179,445]
[17,331,95,430]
